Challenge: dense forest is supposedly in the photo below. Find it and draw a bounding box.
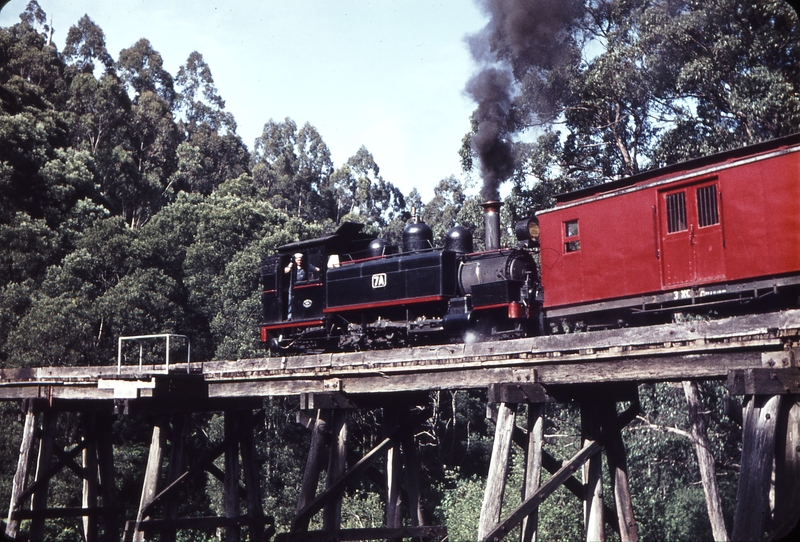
[1,0,800,540]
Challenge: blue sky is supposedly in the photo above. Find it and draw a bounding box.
[0,0,488,200]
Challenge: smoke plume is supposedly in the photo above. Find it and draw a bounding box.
[466,0,583,200]
[466,67,515,201]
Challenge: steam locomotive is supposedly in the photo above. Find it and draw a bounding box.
[260,200,541,352]
[261,133,800,352]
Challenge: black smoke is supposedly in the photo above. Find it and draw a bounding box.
[466,0,584,200]
[466,67,515,201]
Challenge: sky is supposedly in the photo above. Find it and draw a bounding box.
[0,0,489,200]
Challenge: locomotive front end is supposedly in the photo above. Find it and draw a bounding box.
[442,200,542,340]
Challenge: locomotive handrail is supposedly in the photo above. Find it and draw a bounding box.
[338,244,443,266]
[117,334,192,375]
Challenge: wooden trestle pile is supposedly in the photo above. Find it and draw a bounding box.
[2,309,800,541]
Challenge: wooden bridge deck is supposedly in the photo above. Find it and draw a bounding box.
[1,309,798,403]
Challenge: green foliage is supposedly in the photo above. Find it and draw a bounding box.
[252,118,335,222]
[4,288,95,366]
[0,212,59,285]
[62,14,114,75]
[117,38,175,103]
[420,175,467,244]
[438,469,484,541]
[623,383,740,540]
[172,51,249,195]
[330,146,406,230]
[0,76,95,228]
[340,489,385,529]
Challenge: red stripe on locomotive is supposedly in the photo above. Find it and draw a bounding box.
[322,295,445,314]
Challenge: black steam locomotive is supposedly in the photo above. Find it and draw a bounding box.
[260,203,541,352]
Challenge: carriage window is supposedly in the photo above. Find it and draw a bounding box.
[564,220,580,252]
[565,220,579,238]
[696,185,719,227]
[666,192,687,233]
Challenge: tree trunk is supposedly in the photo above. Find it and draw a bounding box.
[683,381,728,541]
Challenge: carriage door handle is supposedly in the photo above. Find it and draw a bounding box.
[689,224,696,245]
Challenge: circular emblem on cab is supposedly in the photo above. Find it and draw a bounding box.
[303,299,313,308]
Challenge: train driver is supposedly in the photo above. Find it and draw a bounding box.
[284,252,319,282]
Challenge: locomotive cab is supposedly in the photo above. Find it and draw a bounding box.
[260,213,545,352]
[282,248,324,321]
[260,222,374,350]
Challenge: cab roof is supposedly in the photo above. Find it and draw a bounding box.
[277,222,374,254]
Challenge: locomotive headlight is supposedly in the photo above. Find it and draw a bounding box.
[514,217,540,242]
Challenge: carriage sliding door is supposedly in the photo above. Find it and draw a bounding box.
[660,180,725,286]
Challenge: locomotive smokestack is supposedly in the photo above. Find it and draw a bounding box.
[482,200,503,251]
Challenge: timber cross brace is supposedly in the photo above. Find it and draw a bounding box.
[5,403,121,542]
[4,400,276,542]
[279,391,447,542]
[477,382,641,542]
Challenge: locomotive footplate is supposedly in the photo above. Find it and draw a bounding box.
[263,319,330,351]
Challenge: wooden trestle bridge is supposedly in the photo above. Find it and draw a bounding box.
[2,309,800,541]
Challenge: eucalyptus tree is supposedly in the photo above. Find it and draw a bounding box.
[62,14,114,75]
[0,75,95,226]
[420,176,468,244]
[0,23,99,289]
[0,1,64,99]
[328,146,406,231]
[646,0,800,163]
[252,117,334,222]
[172,51,249,194]
[110,39,179,227]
